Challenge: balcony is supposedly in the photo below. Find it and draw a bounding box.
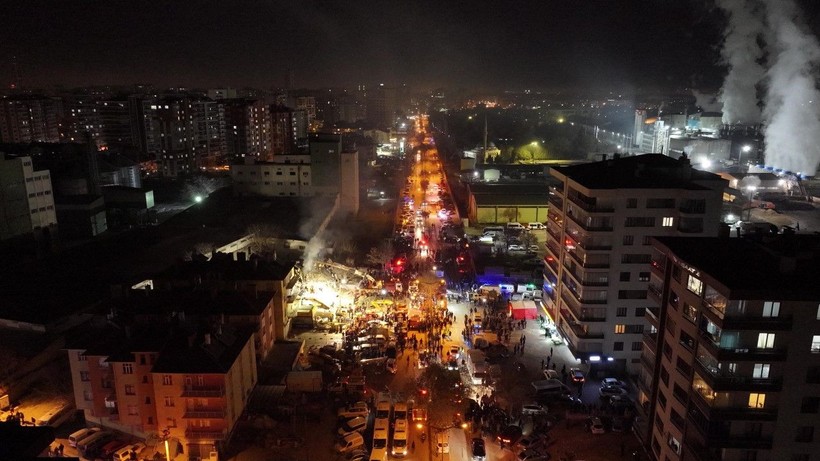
[650,258,666,275]
[183,409,226,419]
[643,332,658,353]
[679,202,706,215]
[566,248,610,269]
[565,211,612,232]
[646,306,661,327]
[546,223,562,241]
[560,317,605,339]
[690,390,778,421]
[640,352,655,373]
[697,330,788,361]
[647,283,663,301]
[185,428,227,440]
[677,224,704,234]
[694,360,783,392]
[547,210,563,226]
[548,194,564,209]
[567,192,614,213]
[181,385,225,398]
[563,262,609,288]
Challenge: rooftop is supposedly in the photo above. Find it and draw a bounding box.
[653,235,820,300]
[0,188,327,325]
[152,324,255,374]
[553,153,723,190]
[116,289,274,318]
[155,253,294,284]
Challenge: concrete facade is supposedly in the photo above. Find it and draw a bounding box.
[544,154,726,373]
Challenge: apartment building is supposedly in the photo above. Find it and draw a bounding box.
[0,155,57,240]
[641,235,820,461]
[222,99,270,161]
[66,323,256,459]
[145,255,301,344]
[231,155,313,198]
[0,95,63,143]
[544,154,725,373]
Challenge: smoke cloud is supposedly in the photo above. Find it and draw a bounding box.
[717,0,766,125]
[761,0,820,175]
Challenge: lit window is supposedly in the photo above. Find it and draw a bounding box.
[816,304,820,320]
[662,217,674,227]
[762,301,780,318]
[125,384,136,395]
[748,393,766,408]
[615,324,626,334]
[686,275,703,296]
[812,335,820,354]
[164,396,174,407]
[122,364,134,374]
[162,375,173,385]
[753,364,770,379]
[757,333,776,349]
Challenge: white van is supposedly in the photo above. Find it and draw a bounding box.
[36,402,75,427]
[68,427,99,448]
[370,447,389,461]
[527,222,546,230]
[113,442,146,461]
[335,432,365,453]
[77,431,112,456]
[436,432,450,453]
[482,226,505,235]
[506,222,524,230]
[391,429,408,457]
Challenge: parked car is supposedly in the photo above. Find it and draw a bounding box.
[471,437,486,461]
[527,222,546,230]
[542,369,560,380]
[338,416,368,437]
[602,377,626,388]
[516,448,550,461]
[516,433,548,451]
[599,385,628,398]
[528,245,540,252]
[497,425,523,445]
[569,368,586,383]
[337,403,370,420]
[335,433,365,453]
[508,244,526,252]
[587,417,606,434]
[521,403,548,416]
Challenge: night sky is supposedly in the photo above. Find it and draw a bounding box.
[2,0,818,92]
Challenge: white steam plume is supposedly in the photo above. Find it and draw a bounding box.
[761,0,820,175]
[717,0,766,124]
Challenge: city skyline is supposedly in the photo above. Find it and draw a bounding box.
[5,0,818,92]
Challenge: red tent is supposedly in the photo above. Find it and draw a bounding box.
[509,300,538,320]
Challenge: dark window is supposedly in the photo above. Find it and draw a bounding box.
[635,308,646,317]
[680,331,695,350]
[800,397,820,413]
[611,341,623,351]
[627,198,638,208]
[620,272,631,282]
[617,307,627,317]
[621,254,651,264]
[646,198,676,209]
[623,235,634,246]
[808,366,820,384]
[618,290,647,299]
[672,265,682,282]
[676,357,693,377]
[632,342,643,351]
[796,426,814,443]
[658,392,667,409]
[660,366,669,386]
[638,272,650,281]
[625,217,656,227]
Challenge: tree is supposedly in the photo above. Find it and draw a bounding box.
[334,238,358,264]
[500,207,518,223]
[366,240,394,268]
[520,232,538,249]
[247,223,282,258]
